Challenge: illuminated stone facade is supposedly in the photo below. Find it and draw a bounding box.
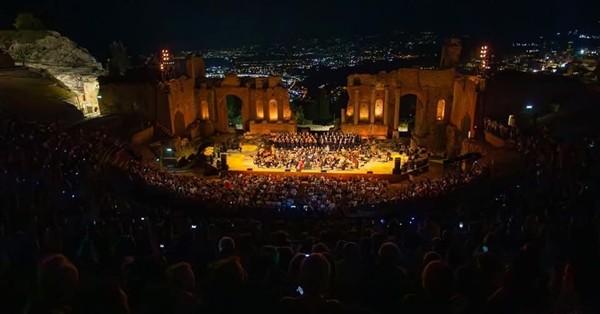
[343,68,484,154]
[99,56,295,136]
[196,75,295,134]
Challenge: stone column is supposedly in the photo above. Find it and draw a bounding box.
[278,98,284,123]
[353,90,359,125]
[383,88,389,126]
[393,89,400,130]
[256,99,263,120]
[341,108,346,123]
[204,92,210,121]
[209,90,216,122]
[369,87,376,124]
[263,96,268,122]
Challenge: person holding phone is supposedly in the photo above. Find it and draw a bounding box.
[279,253,354,313]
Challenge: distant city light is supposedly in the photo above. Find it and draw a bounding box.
[160,48,174,72]
[526,105,533,109]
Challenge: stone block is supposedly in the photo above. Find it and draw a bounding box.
[249,121,297,134]
[340,123,388,137]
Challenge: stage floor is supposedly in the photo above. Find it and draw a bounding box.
[222,144,408,176]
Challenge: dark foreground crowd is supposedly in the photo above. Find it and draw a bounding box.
[1,108,600,314]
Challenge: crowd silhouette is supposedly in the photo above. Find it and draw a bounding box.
[1,107,599,314]
[484,117,520,140]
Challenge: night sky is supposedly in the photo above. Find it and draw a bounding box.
[2,0,599,59]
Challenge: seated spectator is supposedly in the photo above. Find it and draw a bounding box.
[203,256,248,314]
[217,236,236,259]
[73,283,130,314]
[28,254,79,314]
[164,262,198,314]
[286,253,307,293]
[280,253,352,314]
[334,242,366,304]
[366,242,408,314]
[402,260,455,314]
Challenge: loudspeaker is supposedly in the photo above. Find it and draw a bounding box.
[321,169,327,173]
[367,171,373,174]
[220,153,227,167]
[393,158,402,174]
[162,158,177,168]
[247,168,253,171]
[285,168,291,172]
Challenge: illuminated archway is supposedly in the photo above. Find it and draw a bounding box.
[269,99,278,121]
[436,99,445,121]
[255,99,264,120]
[359,101,369,122]
[346,104,354,117]
[200,100,210,120]
[374,99,383,119]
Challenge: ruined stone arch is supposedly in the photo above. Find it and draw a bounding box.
[398,90,426,107]
[215,89,249,131]
[222,94,244,129]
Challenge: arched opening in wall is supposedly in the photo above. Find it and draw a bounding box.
[200,100,210,120]
[436,99,446,121]
[255,99,264,120]
[375,99,384,120]
[269,99,278,122]
[225,95,243,130]
[399,94,418,133]
[359,101,369,122]
[346,103,354,118]
[173,111,186,135]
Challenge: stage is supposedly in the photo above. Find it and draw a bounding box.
[218,144,423,183]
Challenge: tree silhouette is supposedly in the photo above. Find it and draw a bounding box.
[108,41,131,76]
[226,96,242,126]
[11,42,34,66]
[291,100,310,124]
[13,13,45,31]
